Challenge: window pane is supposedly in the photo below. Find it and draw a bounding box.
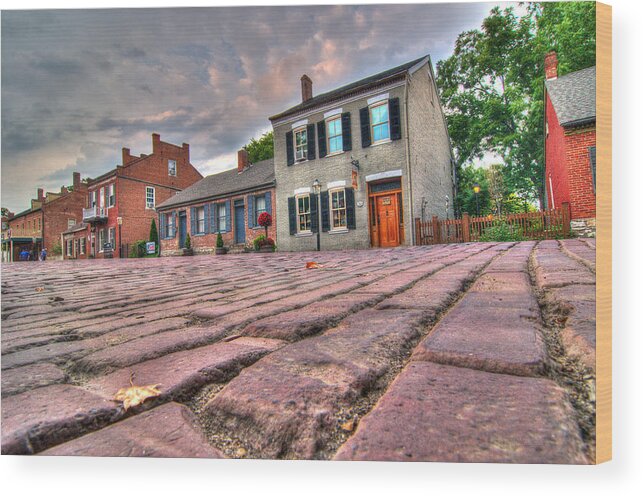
[371,104,388,125]
[329,136,342,153]
[373,123,390,142]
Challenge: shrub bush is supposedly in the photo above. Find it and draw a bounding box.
[479,221,525,242]
[185,233,191,250]
[216,232,224,248]
[129,240,147,258]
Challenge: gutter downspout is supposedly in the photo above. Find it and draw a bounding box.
[403,74,414,245]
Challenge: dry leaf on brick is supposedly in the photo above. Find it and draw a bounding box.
[35,287,44,292]
[114,373,162,411]
[306,262,323,269]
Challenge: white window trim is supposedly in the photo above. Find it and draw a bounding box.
[367,93,389,105]
[108,184,115,208]
[98,229,105,253]
[296,193,312,234]
[329,188,348,233]
[294,187,311,195]
[217,203,228,233]
[145,186,155,209]
[293,126,308,162]
[323,108,342,119]
[365,169,403,183]
[80,237,86,255]
[291,119,308,129]
[195,206,206,235]
[168,159,177,177]
[369,100,391,145]
[327,180,346,189]
[326,115,343,156]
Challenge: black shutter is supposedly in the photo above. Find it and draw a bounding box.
[346,188,356,230]
[190,207,196,234]
[317,121,327,158]
[389,97,402,140]
[286,131,294,166]
[159,213,166,240]
[359,107,371,148]
[341,112,352,151]
[307,124,316,160]
[310,193,319,233]
[320,190,330,232]
[288,197,297,235]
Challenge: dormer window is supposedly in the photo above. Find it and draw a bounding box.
[168,159,177,176]
[294,127,308,161]
[370,102,390,143]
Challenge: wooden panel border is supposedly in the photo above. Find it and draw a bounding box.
[596,1,612,464]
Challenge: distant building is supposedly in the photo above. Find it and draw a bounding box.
[63,133,203,259]
[156,150,275,256]
[544,51,596,236]
[269,55,455,251]
[4,173,87,261]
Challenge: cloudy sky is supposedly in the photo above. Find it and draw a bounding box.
[1,1,503,213]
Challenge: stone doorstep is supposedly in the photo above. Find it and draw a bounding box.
[334,361,588,464]
[39,403,225,458]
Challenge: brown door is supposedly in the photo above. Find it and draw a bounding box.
[376,195,400,247]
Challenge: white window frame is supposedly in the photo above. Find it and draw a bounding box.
[326,116,343,155]
[296,194,312,234]
[98,229,105,253]
[168,159,177,177]
[67,219,75,229]
[294,126,308,161]
[217,203,227,233]
[329,188,348,231]
[108,227,116,247]
[89,191,96,208]
[166,213,176,238]
[66,239,73,257]
[196,206,206,234]
[146,187,155,209]
[254,194,267,225]
[80,237,86,255]
[108,184,115,208]
[369,101,390,144]
[99,187,105,209]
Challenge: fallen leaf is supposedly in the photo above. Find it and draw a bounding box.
[236,447,247,457]
[306,262,323,269]
[35,287,44,292]
[114,372,162,411]
[340,420,355,432]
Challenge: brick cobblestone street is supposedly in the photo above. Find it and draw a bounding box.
[1,240,596,462]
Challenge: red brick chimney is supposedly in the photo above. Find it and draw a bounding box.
[122,147,132,165]
[238,149,249,173]
[37,188,44,202]
[301,74,313,102]
[545,51,558,80]
[182,142,190,161]
[73,172,81,190]
[152,133,161,153]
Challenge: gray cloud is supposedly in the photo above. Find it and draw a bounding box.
[1,3,501,213]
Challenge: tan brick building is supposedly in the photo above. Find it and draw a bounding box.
[64,133,203,259]
[157,150,275,256]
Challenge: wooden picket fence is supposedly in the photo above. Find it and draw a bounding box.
[415,202,570,246]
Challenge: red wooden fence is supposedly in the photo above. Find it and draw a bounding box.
[415,202,570,246]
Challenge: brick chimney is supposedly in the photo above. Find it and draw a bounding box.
[37,188,44,202]
[73,172,81,190]
[545,51,558,80]
[152,133,161,153]
[301,74,313,102]
[182,142,190,161]
[122,147,132,165]
[238,149,249,173]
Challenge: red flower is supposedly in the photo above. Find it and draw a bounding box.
[258,212,272,227]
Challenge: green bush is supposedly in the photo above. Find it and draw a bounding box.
[184,233,191,250]
[216,232,224,248]
[479,221,525,242]
[51,242,62,256]
[129,240,147,258]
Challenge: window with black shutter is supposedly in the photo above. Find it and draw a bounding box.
[317,121,327,158]
[320,191,330,232]
[288,197,297,235]
[345,188,356,230]
[389,97,402,140]
[360,107,371,148]
[286,131,294,166]
[307,123,316,160]
[341,112,352,151]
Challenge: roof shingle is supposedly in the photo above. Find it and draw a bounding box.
[546,66,596,128]
[156,159,274,210]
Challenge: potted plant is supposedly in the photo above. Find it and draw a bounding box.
[257,212,272,239]
[215,232,227,255]
[253,234,276,253]
[183,233,193,256]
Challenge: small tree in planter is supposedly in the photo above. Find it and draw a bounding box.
[183,233,193,256]
[256,212,275,253]
[215,232,227,255]
[149,218,159,256]
[257,212,272,239]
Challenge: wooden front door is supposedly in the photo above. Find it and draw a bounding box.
[376,194,400,247]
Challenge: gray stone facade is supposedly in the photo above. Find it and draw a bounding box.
[271,57,454,251]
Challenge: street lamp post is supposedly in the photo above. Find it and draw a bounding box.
[473,183,481,217]
[312,179,321,251]
[117,217,123,258]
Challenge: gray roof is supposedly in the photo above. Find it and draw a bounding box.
[545,66,596,128]
[63,222,88,235]
[157,158,274,210]
[269,55,428,121]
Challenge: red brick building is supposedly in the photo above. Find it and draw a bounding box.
[544,52,596,236]
[64,133,203,259]
[157,150,275,256]
[4,173,87,261]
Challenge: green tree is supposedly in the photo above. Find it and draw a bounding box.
[149,218,159,255]
[457,164,492,217]
[243,131,274,163]
[437,2,596,210]
[1,207,9,217]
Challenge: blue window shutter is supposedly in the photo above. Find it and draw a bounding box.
[248,195,255,228]
[265,191,272,216]
[159,213,166,239]
[204,204,210,233]
[225,200,232,232]
[190,207,196,234]
[389,97,402,140]
[210,203,216,233]
[173,211,177,238]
